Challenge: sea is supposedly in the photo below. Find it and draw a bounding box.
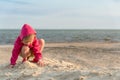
[0,29,120,45]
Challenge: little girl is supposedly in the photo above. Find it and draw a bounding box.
[9,24,45,68]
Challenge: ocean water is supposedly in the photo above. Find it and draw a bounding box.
[0,29,120,44]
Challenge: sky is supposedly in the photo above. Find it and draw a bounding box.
[0,0,120,29]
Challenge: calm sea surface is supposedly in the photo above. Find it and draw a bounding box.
[0,29,120,44]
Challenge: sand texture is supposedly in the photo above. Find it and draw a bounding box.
[0,42,120,80]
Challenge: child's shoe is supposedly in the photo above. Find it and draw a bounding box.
[22,58,27,63]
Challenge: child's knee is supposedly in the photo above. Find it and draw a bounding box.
[20,46,30,58]
[40,39,45,45]
[21,46,30,55]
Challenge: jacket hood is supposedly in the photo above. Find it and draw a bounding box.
[19,24,36,40]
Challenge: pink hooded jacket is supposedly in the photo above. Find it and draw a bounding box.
[10,24,42,65]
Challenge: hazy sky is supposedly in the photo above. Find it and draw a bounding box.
[0,0,120,29]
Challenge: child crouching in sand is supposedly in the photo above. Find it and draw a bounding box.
[9,24,45,68]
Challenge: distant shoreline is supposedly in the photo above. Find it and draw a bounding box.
[1,29,120,30]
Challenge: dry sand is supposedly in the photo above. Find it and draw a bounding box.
[0,42,120,80]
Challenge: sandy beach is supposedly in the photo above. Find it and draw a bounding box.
[0,42,120,80]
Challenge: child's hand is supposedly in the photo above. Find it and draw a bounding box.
[9,64,15,68]
[37,59,44,67]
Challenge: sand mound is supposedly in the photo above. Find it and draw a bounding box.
[44,58,80,71]
[0,60,120,80]
[15,61,38,69]
[0,61,43,80]
[0,58,120,80]
[0,58,80,80]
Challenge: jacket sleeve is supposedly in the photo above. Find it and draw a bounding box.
[10,37,22,65]
[32,38,42,62]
